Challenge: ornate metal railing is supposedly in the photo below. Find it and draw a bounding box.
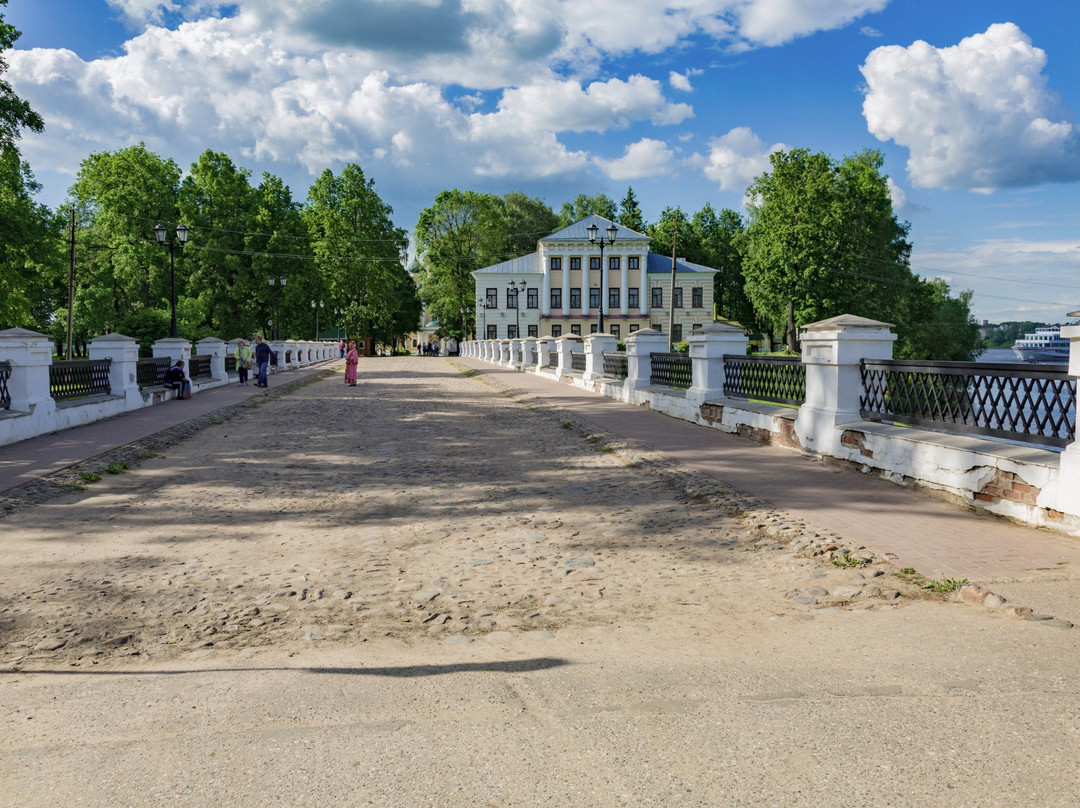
[861,359,1076,448]
[224,355,237,374]
[570,352,586,373]
[547,351,558,369]
[50,359,111,402]
[189,354,212,380]
[603,351,628,380]
[285,350,293,365]
[650,352,692,389]
[137,357,171,388]
[0,360,11,410]
[724,355,806,406]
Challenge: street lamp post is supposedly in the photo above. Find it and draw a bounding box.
[586,222,618,333]
[153,222,189,338]
[507,279,526,338]
[268,275,287,340]
[311,299,324,340]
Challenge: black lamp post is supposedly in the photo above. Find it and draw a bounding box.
[507,279,526,338]
[154,222,189,338]
[586,222,618,333]
[268,275,287,340]
[311,299,323,340]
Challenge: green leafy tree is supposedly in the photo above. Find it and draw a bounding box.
[304,164,408,342]
[646,206,704,264]
[896,278,982,360]
[693,204,759,331]
[247,173,310,339]
[556,193,617,227]
[178,150,259,339]
[67,143,182,338]
[502,191,558,257]
[617,187,645,233]
[0,2,44,153]
[742,148,912,352]
[0,149,63,329]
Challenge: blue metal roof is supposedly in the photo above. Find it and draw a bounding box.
[540,214,649,243]
[472,252,539,275]
[645,253,717,274]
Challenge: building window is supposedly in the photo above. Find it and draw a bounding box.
[608,288,620,309]
[571,324,581,336]
[672,324,683,342]
[486,325,497,339]
[508,288,519,309]
[652,287,663,307]
[628,287,639,308]
[611,324,620,338]
[628,256,640,270]
[589,288,601,308]
[651,322,663,331]
[527,288,538,308]
[570,257,581,271]
[486,288,497,308]
[528,324,538,338]
[692,324,701,334]
[692,287,703,308]
[609,256,620,271]
[550,256,562,271]
[590,323,598,333]
[673,287,683,308]
[629,324,639,333]
[508,325,518,339]
[590,256,600,270]
[552,325,562,337]
[570,288,581,309]
[551,288,562,308]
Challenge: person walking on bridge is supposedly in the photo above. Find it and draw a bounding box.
[254,335,272,388]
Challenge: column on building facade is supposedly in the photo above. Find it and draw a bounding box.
[561,255,571,317]
[620,257,629,316]
[542,257,552,316]
[641,269,650,318]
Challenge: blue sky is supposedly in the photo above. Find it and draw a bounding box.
[6,0,1080,324]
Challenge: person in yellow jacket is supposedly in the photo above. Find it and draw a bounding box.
[235,339,254,385]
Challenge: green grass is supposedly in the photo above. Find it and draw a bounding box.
[80,472,101,483]
[106,462,128,474]
[898,567,968,593]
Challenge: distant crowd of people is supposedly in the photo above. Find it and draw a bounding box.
[418,342,440,356]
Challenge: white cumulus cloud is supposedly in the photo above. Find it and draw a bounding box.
[697,126,785,191]
[594,138,677,180]
[860,22,1080,191]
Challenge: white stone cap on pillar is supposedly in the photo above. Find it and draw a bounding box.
[0,327,54,350]
[1062,311,1080,377]
[89,333,139,354]
[197,337,226,354]
[799,314,896,364]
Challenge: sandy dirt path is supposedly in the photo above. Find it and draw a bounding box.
[1,357,1077,807]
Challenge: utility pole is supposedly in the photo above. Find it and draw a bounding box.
[67,206,76,360]
[667,213,679,351]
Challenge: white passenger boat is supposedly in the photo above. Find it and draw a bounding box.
[1011,326,1070,363]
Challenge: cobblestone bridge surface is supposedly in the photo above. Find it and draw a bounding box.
[1,358,1077,807]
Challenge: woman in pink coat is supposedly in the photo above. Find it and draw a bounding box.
[344,340,359,386]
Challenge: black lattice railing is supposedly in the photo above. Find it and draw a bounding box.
[724,355,805,406]
[861,359,1076,448]
[50,359,111,401]
[650,352,692,389]
[285,350,293,365]
[137,357,171,388]
[603,351,628,380]
[547,351,558,369]
[0,360,11,409]
[189,354,213,380]
[225,355,237,374]
[570,352,586,372]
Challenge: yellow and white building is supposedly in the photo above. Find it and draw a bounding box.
[473,215,717,343]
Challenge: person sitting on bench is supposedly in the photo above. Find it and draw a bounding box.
[163,359,192,400]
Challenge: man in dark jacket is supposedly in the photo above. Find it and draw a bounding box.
[163,359,191,399]
[254,335,272,387]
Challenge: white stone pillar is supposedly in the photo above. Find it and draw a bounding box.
[555,335,583,377]
[537,337,554,371]
[152,337,191,366]
[1046,318,1080,519]
[626,328,667,389]
[497,339,510,366]
[687,323,749,403]
[794,314,896,455]
[584,333,618,383]
[89,333,141,408]
[522,337,538,371]
[0,328,56,419]
[196,337,227,380]
[270,340,286,372]
[285,339,300,369]
[509,338,523,370]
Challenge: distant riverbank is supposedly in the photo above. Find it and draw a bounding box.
[977,347,1023,364]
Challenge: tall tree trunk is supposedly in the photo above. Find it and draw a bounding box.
[786,297,796,353]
